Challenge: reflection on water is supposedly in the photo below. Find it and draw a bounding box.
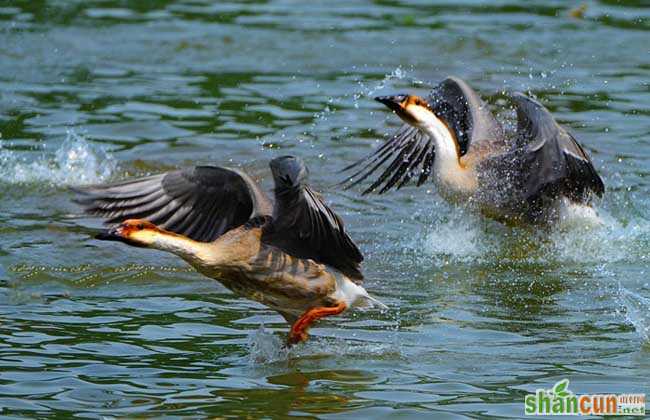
[1,0,649,418]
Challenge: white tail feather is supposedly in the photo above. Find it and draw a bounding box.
[335,274,388,310]
[360,293,389,310]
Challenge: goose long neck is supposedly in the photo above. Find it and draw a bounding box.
[420,117,461,170]
[148,231,213,265]
[418,116,478,198]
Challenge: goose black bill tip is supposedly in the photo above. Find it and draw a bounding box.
[95,227,122,241]
[95,227,148,248]
[374,95,412,117]
[374,94,407,108]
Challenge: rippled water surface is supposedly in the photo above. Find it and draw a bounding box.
[1,1,649,418]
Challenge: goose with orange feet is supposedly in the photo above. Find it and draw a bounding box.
[74,156,385,346]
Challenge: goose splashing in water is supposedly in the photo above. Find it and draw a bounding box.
[342,76,605,227]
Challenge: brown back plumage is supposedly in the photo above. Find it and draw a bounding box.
[73,156,365,281]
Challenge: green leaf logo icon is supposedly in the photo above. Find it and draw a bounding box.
[553,379,570,398]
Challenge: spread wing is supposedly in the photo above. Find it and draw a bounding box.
[340,125,433,194]
[432,76,504,149]
[73,166,273,242]
[263,185,364,282]
[509,93,605,203]
[340,76,502,193]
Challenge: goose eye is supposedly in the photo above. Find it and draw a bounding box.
[137,223,144,230]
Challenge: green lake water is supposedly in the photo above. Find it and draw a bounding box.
[0,0,649,418]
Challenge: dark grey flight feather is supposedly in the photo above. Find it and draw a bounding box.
[431,76,504,150]
[341,125,431,194]
[74,157,365,280]
[72,166,273,242]
[509,92,604,203]
[264,156,364,281]
[340,76,502,193]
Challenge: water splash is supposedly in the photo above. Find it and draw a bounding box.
[246,324,404,364]
[247,325,289,364]
[352,66,411,107]
[617,287,650,343]
[548,208,650,264]
[422,212,485,263]
[0,130,115,187]
[558,200,604,228]
[306,337,405,360]
[311,67,412,129]
[415,203,649,266]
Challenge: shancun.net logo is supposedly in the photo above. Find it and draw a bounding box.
[524,379,646,416]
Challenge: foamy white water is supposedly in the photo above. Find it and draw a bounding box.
[0,130,115,187]
[414,199,649,267]
[247,325,289,364]
[423,214,485,262]
[549,207,650,264]
[558,199,604,228]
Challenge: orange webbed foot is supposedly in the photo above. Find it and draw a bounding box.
[287,328,309,346]
[286,302,347,346]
